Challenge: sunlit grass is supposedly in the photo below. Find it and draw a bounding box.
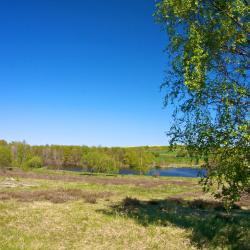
[0,172,249,250]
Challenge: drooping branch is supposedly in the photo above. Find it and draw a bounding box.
[208,0,250,34]
[223,45,250,58]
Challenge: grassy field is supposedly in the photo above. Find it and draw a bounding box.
[0,169,249,250]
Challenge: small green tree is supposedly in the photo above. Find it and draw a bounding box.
[124,149,155,174]
[25,156,43,168]
[11,141,30,168]
[81,151,118,173]
[0,139,8,146]
[0,146,12,169]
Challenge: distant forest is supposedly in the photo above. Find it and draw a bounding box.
[0,140,197,173]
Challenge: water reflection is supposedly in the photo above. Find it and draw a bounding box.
[118,167,206,178]
[58,167,206,178]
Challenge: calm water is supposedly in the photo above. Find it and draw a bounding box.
[119,168,206,178]
[60,167,206,178]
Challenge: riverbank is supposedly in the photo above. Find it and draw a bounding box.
[0,168,249,249]
[46,166,205,177]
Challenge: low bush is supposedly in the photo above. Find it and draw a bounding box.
[25,156,43,168]
[0,146,12,168]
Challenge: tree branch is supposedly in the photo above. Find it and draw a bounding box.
[209,0,249,34]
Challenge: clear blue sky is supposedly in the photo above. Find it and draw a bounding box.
[0,0,172,146]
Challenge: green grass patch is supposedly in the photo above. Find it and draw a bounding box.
[0,170,249,250]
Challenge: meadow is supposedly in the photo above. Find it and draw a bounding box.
[0,168,249,250]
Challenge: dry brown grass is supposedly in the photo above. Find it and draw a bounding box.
[0,177,39,188]
[0,188,113,203]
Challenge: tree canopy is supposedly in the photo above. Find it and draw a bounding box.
[0,141,168,173]
[155,0,250,207]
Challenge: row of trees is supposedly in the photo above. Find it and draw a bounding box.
[0,140,160,173]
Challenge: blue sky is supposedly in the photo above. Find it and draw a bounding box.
[0,0,172,146]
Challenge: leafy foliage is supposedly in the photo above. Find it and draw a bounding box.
[155,0,250,207]
[0,140,202,173]
[124,149,155,173]
[25,156,43,169]
[0,146,12,168]
[81,151,119,173]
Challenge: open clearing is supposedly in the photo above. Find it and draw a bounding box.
[0,169,249,250]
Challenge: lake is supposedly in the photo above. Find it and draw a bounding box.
[60,167,206,178]
[119,167,206,178]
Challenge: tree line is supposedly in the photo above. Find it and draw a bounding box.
[0,140,177,173]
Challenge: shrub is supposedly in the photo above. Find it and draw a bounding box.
[0,146,12,168]
[25,156,43,168]
[176,150,187,158]
[81,151,118,173]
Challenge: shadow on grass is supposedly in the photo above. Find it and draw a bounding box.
[99,197,250,249]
